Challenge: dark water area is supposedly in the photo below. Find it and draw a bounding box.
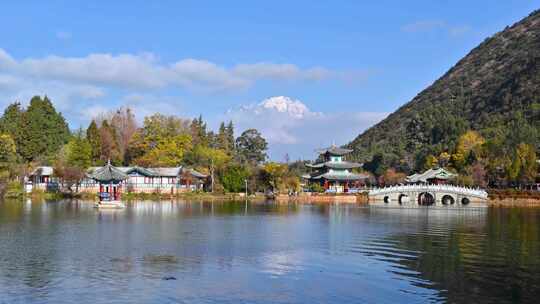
[0,199,539,303]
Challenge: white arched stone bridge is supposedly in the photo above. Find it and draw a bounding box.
[368,184,489,207]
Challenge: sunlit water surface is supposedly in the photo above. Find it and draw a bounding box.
[0,199,539,303]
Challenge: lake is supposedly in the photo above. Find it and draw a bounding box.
[0,199,539,303]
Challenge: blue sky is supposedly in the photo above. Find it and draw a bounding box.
[0,1,538,160]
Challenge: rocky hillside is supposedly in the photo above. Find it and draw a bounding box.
[347,10,540,171]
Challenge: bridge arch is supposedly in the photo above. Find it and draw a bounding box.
[367,184,488,206]
[418,192,435,206]
[441,195,455,205]
[398,194,409,205]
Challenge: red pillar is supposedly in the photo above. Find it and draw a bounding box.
[324,180,329,190]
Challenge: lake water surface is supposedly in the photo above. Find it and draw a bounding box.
[0,199,539,303]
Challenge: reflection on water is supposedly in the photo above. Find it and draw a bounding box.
[0,199,539,303]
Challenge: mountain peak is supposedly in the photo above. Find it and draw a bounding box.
[259,96,310,119]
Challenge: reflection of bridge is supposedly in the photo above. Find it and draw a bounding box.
[369,184,489,207]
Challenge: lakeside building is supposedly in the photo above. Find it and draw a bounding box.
[26,165,207,194]
[405,168,457,185]
[303,145,368,193]
[26,166,58,192]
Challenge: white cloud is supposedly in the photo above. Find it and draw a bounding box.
[171,59,249,90]
[0,49,16,69]
[19,53,166,89]
[224,96,388,160]
[0,48,374,147]
[0,74,21,90]
[70,85,105,99]
[0,48,366,92]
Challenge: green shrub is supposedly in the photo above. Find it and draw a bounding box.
[220,165,249,193]
[309,183,325,193]
[3,181,24,199]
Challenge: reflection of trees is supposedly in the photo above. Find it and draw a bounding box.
[378,208,540,303]
[0,199,25,222]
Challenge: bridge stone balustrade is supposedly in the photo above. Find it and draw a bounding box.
[368,184,488,207]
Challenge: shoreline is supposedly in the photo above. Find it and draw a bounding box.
[10,189,540,207]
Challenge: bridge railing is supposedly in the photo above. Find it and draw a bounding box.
[368,184,488,199]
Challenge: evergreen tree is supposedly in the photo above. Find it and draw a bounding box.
[67,130,92,169]
[190,115,208,146]
[0,134,17,181]
[226,121,235,154]
[86,120,101,164]
[0,102,24,156]
[18,96,70,162]
[217,122,230,152]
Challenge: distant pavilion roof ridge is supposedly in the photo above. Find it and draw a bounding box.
[316,144,353,156]
[307,171,369,181]
[306,160,363,169]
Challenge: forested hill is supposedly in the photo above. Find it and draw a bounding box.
[347,9,540,175]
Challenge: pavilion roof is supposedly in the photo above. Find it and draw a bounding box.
[89,163,128,183]
[317,145,353,156]
[306,172,369,181]
[306,161,362,170]
[406,168,457,183]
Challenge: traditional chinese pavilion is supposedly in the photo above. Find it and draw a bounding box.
[304,145,367,193]
[89,161,128,201]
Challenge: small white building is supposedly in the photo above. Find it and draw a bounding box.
[26,166,59,192]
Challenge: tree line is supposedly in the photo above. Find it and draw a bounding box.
[0,96,301,195]
[362,111,538,188]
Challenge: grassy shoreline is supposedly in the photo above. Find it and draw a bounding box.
[18,190,267,202]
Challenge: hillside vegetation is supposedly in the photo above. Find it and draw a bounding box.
[348,10,540,187]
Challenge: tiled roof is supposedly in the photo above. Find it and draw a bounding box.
[87,165,206,179]
[89,163,128,182]
[406,168,457,183]
[309,172,369,181]
[149,167,182,177]
[126,166,158,176]
[30,166,54,176]
[186,168,207,179]
[306,161,362,169]
[317,145,353,156]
